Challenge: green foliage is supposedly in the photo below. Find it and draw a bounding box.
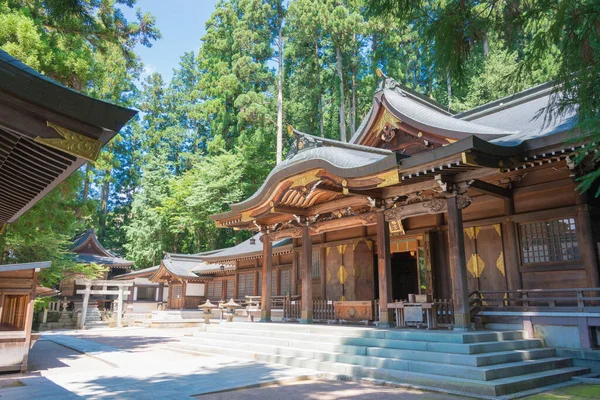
[0,173,105,287]
[0,0,159,283]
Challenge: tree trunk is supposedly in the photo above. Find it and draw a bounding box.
[276,2,284,164]
[98,179,110,239]
[315,37,324,137]
[483,32,489,57]
[351,71,357,136]
[372,32,378,85]
[446,71,452,110]
[82,163,91,203]
[336,46,346,142]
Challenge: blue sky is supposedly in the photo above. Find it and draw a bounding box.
[123,0,220,83]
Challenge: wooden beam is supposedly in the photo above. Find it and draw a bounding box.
[382,180,440,198]
[271,206,310,216]
[308,195,371,215]
[469,179,512,199]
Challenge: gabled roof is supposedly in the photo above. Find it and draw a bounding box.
[350,73,514,145]
[199,233,292,263]
[211,130,400,223]
[113,265,160,280]
[71,229,134,267]
[457,83,578,146]
[351,72,578,153]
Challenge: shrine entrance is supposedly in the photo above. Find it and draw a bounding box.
[391,252,419,302]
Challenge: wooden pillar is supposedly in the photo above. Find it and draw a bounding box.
[79,283,91,329]
[128,283,135,304]
[22,270,38,372]
[291,243,298,295]
[158,283,164,302]
[276,267,281,296]
[376,210,393,327]
[234,272,239,299]
[503,197,523,294]
[447,196,471,331]
[116,285,124,328]
[576,204,600,288]
[320,246,327,300]
[300,225,313,323]
[260,233,273,322]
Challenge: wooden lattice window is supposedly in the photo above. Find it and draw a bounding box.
[206,281,223,300]
[519,218,580,264]
[225,279,234,299]
[280,269,291,296]
[170,285,183,299]
[258,271,277,296]
[238,273,255,299]
[298,250,321,279]
[1,295,28,331]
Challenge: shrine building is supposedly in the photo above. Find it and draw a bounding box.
[204,71,599,347]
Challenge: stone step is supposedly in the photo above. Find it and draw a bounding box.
[197,330,553,366]
[180,336,569,382]
[368,346,556,367]
[213,322,526,343]
[204,324,526,345]
[166,342,589,397]
[197,328,542,355]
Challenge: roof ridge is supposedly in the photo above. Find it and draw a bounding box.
[456,81,556,121]
[286,127,393,158]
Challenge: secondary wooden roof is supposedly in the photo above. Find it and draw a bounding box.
[71,229,133,268]
[0,50,136,225]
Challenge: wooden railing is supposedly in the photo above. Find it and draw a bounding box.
[283,297,301,321]
[470,288,600,313]
[434,298,454,325]
[313,300,335,321]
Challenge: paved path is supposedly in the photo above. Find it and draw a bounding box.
[0,327,316,399]
[200,378,465,400]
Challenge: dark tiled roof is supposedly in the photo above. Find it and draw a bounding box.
[199,233,291,263]
[114,265,160,279]
[74,253,133,267]
[456,84,578,146]
[212,131,399,220]
[0,49,137,132]
[161,254,206,279]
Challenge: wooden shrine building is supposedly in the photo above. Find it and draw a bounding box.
[209,72,600,348]
[0,49,136,372]
[61,229,134,308]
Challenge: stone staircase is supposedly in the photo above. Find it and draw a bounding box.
[166,322,589,398]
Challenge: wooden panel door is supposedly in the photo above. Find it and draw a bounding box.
[463,224,507,294]
[353,240,375,301]
[325,245,343,300]
[169,284,183,309]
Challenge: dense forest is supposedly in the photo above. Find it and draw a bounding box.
[0,0,596,281]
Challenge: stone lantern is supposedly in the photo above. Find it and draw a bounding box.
[223,298,240,322]
[198,299,217,324]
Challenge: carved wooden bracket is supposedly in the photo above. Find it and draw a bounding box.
[36,122,102,161]
[384,198,448,222]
